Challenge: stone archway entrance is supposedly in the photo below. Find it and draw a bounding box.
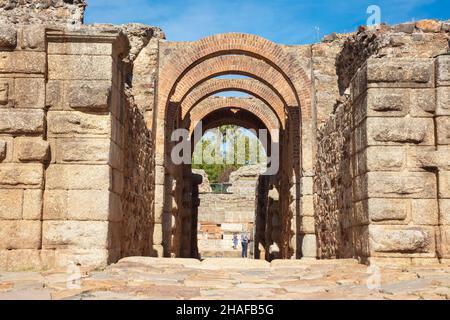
[155,33,313,260]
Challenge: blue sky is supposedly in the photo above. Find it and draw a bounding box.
[85,0,449,44]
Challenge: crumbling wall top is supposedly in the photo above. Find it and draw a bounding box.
[0,0,87,25]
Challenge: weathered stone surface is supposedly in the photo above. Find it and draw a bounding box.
[46,165,110,190]
[0,110,44,134]
[0,189,22,220]
[0,81,9,106]
[0,25,16,49]
[48,55,112,80]
[437,87,450,116]
[47,112,111,137]
[440,200,450,225]
[67,190,122,222]
[15,138,49,162]
[370,226,434,254]
[14,78,45,109]
[67,81,111,111]
[368,199,408,222]
[440,226,450,257]
[436,117,450,145]
[411,199,438,226]
[366,117,434,145]
[56,138,110,163]
[43,190,67,221]
[0,0,87,25]
[439,171,450,198]
[366,172,436,199]
[0,164,44,188]
[365,147,406,171]
[0,140,6,162]
[302,234,317,258]
[42,221,112,250]
[366,58,434,86]
[23,190,42,220]
[436,55,450,86]
[0,221,41,249]
[415,20,442,32]
[0,51,46,74]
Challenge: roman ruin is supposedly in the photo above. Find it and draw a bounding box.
[0,1,450,272]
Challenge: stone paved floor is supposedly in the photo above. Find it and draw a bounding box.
[1,258,450,300]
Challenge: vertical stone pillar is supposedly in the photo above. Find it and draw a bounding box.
[42,29,127,269]
[0,25,48,271]
[300,119,317,258]
[352,58,439,265]
[436,55,450,263]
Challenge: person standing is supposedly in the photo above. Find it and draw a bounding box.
[232,234,238,250]
[241,233,249,258]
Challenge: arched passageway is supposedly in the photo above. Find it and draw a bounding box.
[155,33,312,260]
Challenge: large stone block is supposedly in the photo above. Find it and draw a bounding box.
[67,190,122,222]
[0,51,46,74]
[0,25,17,49]
[42,221,112,249]
[436,116,450,145]
[17,25,46,51]
[0,221,41,249]
[48,55,113,80]
[436,55,450,86]
[440,199,450,225]
[46,164,111,190]
[411,199,438,226]
[47,111,111,137]
[440,226,450,258]
[368,198,408,223]
[437,87,450,116]
[0,83,7,106]
[0,109,44,134]
[0,164,44,188]
[366,88,409,117]
[301,234,317,258]
[366,172,436,199]
[14,78,45,109]
[365,146,406,171]
[366,117,434,146]
[48,42,113,56]
[439,171,450,198]
[0,249,43,272]
[23,190,43,220]
[366,58,434,87]
[67,81,111,111]
[56,138,110,163]
[43,190,67,220]
[0,189,23,220]
[369,225,435,254]
[0,140,6,162]
[14,137,49,162]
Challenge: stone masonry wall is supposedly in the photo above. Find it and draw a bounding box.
[315,96,355,259]
[0,0,87,25]
[0,24,48,271]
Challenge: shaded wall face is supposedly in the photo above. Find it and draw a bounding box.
[315,55,450,265]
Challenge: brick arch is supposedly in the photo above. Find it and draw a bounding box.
[184,97,280,135]
[181,78,286,126]
[171,54,296,107]
[158,33,312,121]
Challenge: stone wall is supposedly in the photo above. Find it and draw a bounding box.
[315,96,355,259]
[0,0,87,25]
